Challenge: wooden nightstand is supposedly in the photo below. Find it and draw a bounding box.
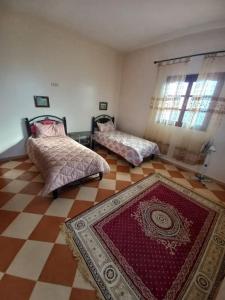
[68,131,92,148]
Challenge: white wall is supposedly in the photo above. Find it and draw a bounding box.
[118,28,225,182]
[0,10,123,159]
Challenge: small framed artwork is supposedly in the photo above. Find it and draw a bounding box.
[34,96,50,108]
[99,101,108,110]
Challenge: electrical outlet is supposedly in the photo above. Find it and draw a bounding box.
[51,82,59,87]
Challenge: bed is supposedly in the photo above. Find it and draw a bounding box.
[92,115,160,167]
[25,115,110,198]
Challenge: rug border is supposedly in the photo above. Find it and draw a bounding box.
[63,173,225,300]
[208,255,225,300]
[60,223,105,300]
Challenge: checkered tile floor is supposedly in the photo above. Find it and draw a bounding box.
[0,147,225,300]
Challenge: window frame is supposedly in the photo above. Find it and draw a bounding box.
[175,74,198,128]
[163,72,225,131]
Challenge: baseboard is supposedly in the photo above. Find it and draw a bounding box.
[0,154,28,163]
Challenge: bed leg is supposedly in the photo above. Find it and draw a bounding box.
[52,189,58,199]
[99,172,103,180]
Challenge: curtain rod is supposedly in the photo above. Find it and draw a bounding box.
[154,49,225,64]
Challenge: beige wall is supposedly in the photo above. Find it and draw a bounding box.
[118,28,225,182]
[0,10,123,159]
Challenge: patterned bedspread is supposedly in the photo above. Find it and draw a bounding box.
[27,136,110,196]
[93,130,160,166]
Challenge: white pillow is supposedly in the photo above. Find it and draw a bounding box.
[97,120,115,132]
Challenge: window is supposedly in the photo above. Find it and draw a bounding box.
[157,73,225,130]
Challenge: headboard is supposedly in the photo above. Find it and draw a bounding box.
[24,115,67,137]
[91,115,114,134]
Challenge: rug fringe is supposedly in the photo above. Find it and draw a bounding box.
[60,223,103,300]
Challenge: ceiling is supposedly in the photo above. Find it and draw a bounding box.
[2,0,225,51]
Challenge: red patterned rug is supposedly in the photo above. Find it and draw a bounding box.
[62,174,225,300]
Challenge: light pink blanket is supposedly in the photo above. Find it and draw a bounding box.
[27,136,110,195]
[93,130,159,166]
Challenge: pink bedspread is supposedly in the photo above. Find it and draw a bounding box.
[93,130,159,166]
[27,136,110,196]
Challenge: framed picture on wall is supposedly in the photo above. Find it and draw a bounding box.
[34,96,50,108]
[99,101,108,110]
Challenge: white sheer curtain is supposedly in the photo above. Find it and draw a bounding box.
[145,54,225,164]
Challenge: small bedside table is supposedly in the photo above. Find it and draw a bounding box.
[68,131,92,148]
